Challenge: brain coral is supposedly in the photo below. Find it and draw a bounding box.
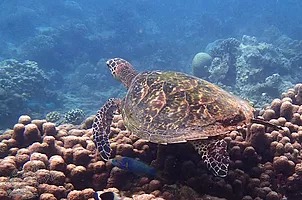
[191,52,212,78]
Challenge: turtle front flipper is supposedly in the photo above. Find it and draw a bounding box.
[93,98,121,161]
[190,139,229,177]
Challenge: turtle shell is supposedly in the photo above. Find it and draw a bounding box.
[121,71,254,144]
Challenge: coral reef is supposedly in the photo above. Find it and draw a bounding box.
[0,59,60,129]
[19,34,58,68]
[2,84,302,199]
[63,109,85,125]
[1,1,302,137]
[45,109,86,125]
[46,111,62,124]
[194,35,300,107]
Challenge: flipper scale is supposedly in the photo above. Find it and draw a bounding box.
[93,98,120,161]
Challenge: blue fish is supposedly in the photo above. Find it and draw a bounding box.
[110,156,157,177]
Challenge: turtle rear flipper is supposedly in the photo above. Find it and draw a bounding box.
[93,98,121,161]
[190,139,229,177]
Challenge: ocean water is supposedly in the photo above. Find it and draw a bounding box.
[0,1,302,199]
[0,0,301,129]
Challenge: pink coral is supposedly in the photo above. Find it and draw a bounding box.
[0,159,16,176]
[39,193,57,200]
[49,155,66,172]
[72,147,92,166]
[23,160,46,172]
[280,101,294,121]
[24,124,42,145]
[43,122,57,136]
[12,123,25,145]
[38,184,67,199]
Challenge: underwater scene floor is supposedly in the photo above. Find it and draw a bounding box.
[2,84,302,200]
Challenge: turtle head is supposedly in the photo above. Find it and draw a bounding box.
[106,58,138,88]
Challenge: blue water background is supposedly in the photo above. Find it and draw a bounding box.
[0,0,301,129]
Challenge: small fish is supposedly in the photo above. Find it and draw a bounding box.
[94,191,121,200]
[110,156,157,177]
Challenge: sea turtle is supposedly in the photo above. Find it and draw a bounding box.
[92,58,255,177]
